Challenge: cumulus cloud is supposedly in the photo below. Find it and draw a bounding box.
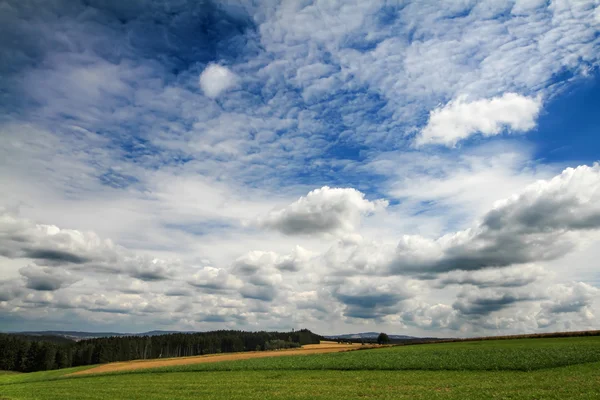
[426,164,600,273]
[188,266,242,292]
[0,209,181,282]
[258,187,388,235]
[436,265,546,288]
[274,246,315,272]
[0,280,24,301]
[164,288,193,297]
[232,251,284,301]
[400,302,459,330]
[127,257,176,282]
[483,165,600,233]
[332,276,416,319]
[330,164,600,276]
[19,265,79,291]
[199,64,238,98]
[416,93,542,147]
[0,212,96,264]
[541,282,598,315]
[453,288,541,316]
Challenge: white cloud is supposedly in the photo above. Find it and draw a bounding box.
[230,250,297,302]
[258,186,388,236]
[198,64,238,98]
[542,282,598,315]
[400,301,459,330]
[416,93,542,147]
[321,164,600,277]
[535,282,599,329]
[436,264,547,288]
[483,164,600,232]
[0,208,180,281]
[188,266,242,292]
[511,0,546,15]
[368,142,555,223]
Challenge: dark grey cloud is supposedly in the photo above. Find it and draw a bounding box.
[126,256,179,282]
[335,292,404,319]
[117,287,145,295]
[240,285,277,301]
[335,292,402,309]
[0,210,114,269]
[547,300,589,314]
[258,187,387,236]
[188,281,228,292]
[0,280,24,301]
[390,231,572,275]
[196,313,247,324]
[141,304,162,314]
[232,258,262,275]
[165,288,193,297]
[131,270,169,282]
[436,266,544,289]
[25,249,89,264]
[452,290,540,316]
[276,259,301,272]
[382,165,600,275]
[88,307,129,314]
[0,210,181,284]
[541,282,598,315]
[19,265,80,291]
[331,277,415,319]
[230,252,282,301]
[483,194,600,234]
[198,314,228,323]
[174,303,192,313]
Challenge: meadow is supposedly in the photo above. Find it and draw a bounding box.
[1,336,600,399]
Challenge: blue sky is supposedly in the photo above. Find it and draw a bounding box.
[1,0,600,336]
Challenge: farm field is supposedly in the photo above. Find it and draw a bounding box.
[70,341,370,376]
[2,336,600,399]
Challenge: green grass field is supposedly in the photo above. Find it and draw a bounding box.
[2,337,600,399]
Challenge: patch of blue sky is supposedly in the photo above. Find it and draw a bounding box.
[98,169,140,189]
[530,72,600,166]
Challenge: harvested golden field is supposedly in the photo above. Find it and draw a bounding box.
[70,341,373,376]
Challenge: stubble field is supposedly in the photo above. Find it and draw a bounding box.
[69,341,370,375]
[1,336,600,399]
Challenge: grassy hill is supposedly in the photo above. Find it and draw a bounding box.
[2,336,600,399]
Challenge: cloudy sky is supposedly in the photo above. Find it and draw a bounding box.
[1,0,600,337]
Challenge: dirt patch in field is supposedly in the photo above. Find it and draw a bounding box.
[70,342,376,376]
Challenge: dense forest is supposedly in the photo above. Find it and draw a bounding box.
[0,329,321,373]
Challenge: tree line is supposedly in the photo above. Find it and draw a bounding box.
[0,329,321,373]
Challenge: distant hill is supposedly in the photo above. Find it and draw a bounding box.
[324,332,444,343]
[325,332,419,340]
[3,333,77,345]
[13,330,195,341]
[14,330,430,342]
